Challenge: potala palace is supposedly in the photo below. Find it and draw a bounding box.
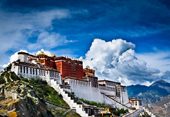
[11,51,143,117]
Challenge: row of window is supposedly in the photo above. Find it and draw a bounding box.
[19,66,59,77]
[70,80,89,86]
[19,66,45,76]
[50,71,59,77]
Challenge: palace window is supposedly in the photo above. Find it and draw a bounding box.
[24,67,25,73]
[20,66,22,73]
[26,67,28,74]
[30,68,32,74]
[139,101,142,106]
[50,71,51,77]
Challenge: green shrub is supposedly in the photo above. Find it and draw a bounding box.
[0,75,5,84]
[11,72,20,80]
[21,77,29,82]
[84,99,90,104]
[29,78,36,84]
[5,73,9,79]
[80,98,84,101]
[90,101,97,106]
[74,97,79,102]
[98,103,106,108]
[0,72,5,76]
[130,107,136,110]
[79,98,106,108]
[5,73,11,82]
[125,109,128,113]
[110,108,128,116]
[42,80,47,84]
[35,78,42,84]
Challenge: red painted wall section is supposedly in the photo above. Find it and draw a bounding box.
[37,55,84,79]
[55,60,84,79]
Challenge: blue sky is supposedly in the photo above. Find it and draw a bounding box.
[0,0,170,85]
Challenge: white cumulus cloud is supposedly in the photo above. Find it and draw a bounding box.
[81,39,169,86]
[136,51,170,72]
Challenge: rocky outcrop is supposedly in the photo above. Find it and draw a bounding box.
[0,80,54,117]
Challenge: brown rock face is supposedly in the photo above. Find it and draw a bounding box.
[0,80,54,117]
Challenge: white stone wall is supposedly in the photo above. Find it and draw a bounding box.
[121,90,129,104]
[65,78,131,112]
[65,79,103,103]
[99,85,116,96]
[11,63,19,74]
[102,94,131,111]
[114,97,121,102]
[11,63,62,85]
[18,54,29,63]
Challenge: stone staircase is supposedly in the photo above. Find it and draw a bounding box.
[49,79,89,117]
[102,93,131,111]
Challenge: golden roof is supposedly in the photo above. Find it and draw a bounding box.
[37,51,45,55]
[51,54,56,57]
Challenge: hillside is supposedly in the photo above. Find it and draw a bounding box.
[144,94,170,117]
[0,71,82,117]
[127,80,170,104]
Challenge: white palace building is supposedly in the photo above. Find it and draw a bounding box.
[11,51,143,117]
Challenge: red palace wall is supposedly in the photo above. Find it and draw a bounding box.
[37,55,84,79]
[55,60,84,79]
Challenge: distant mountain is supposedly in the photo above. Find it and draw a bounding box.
[150,80,170,93]
[127,80,170,104]
[127,84,148,97]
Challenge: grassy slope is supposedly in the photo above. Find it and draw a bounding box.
[47,105,81,117]
[26,77,69,108]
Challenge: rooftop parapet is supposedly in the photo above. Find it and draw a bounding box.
[54,56,83,64]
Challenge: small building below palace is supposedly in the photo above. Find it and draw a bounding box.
[129,97,142,109]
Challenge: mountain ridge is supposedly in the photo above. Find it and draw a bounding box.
[127,80,170,104]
